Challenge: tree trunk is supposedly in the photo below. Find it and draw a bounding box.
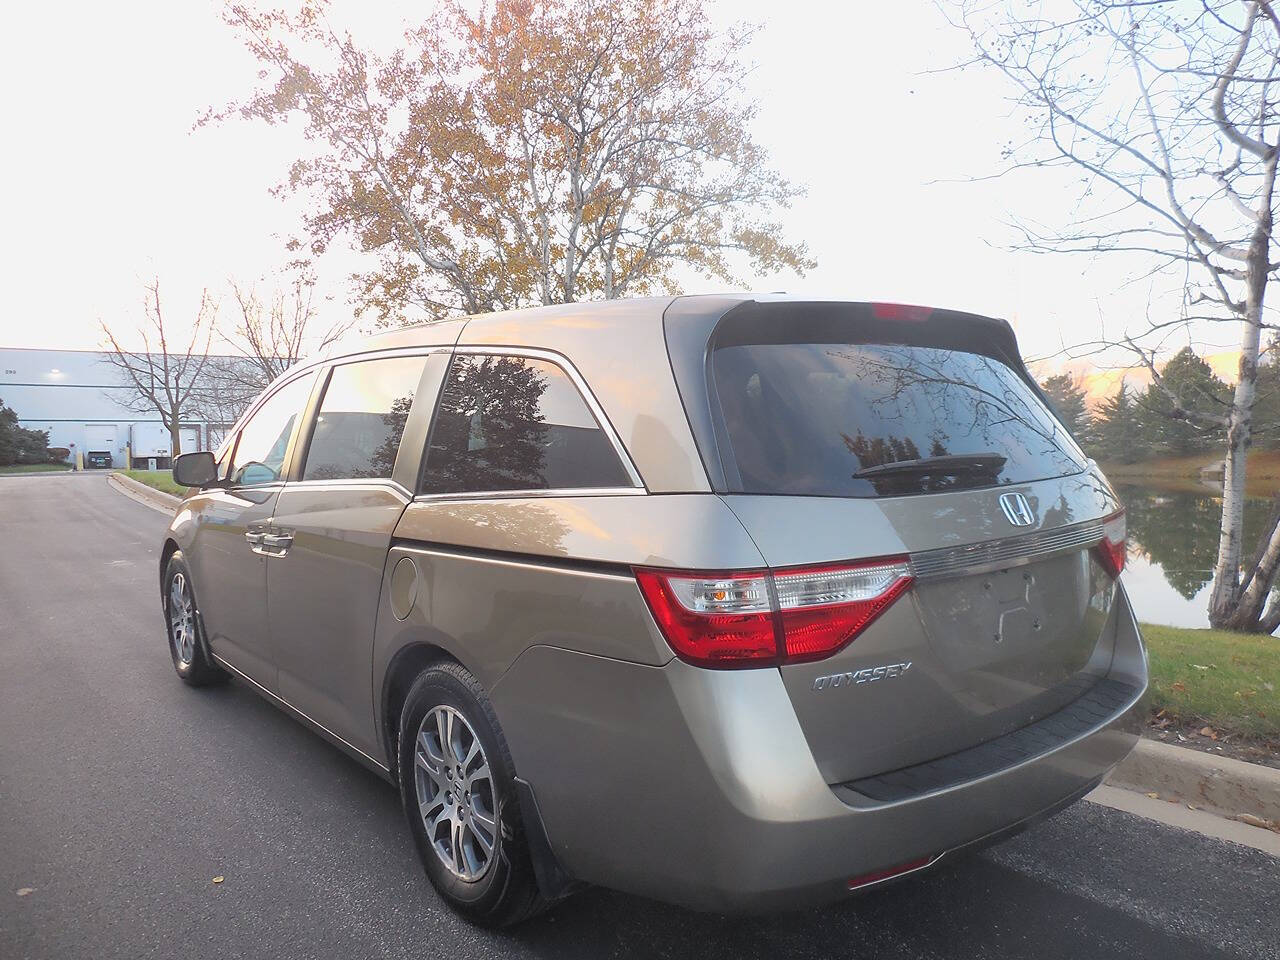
[1207,325,1258,626]
[169,415,183,458]
[1208,149,1276,629]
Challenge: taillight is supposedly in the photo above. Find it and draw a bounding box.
[632,569,777,666]
[635,557,914,668]
[1095,510,1126,578]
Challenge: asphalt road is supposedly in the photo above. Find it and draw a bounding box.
[1,472,1276,960]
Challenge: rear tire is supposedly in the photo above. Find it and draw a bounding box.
[397,662,546,927]
[163,551,226,687]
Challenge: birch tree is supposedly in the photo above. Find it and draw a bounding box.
[952,0,1280,631]
[101,280,216,458]
[205,0,812,323]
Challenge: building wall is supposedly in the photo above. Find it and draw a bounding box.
[0,347,237,467]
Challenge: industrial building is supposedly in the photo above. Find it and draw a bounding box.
[0,347,238,468]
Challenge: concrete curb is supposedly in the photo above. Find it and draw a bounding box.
[108,471,182,514]
[1107,738,1280,826]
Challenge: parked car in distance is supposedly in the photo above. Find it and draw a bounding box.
[161,295,1146,926]
[85,450,113,469]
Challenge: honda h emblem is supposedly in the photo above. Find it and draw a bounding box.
[999,492,1035,527]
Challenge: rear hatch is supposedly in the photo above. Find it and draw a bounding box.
[666,299,1126,786]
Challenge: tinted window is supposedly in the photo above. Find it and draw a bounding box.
[711,342,1086,497]
[421,354,632,494]
[302,356,425,481]
[229,373,315,486]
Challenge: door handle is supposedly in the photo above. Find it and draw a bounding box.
[244,531,265,547]
[260,532,294,556]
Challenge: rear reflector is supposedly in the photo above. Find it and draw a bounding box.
[846,854,939,891]
[635,557,913,668]
[1094,509,1126,579]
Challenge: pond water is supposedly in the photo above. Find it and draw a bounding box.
[1116,482,1275,629]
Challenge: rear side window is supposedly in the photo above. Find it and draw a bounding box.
[711,342,1086,497]
[420,353,632,495]
[302,356,426,481]
[229,372,316,486]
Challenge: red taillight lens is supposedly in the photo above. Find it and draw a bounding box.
[635,557,914,668]
[632,569,777,667]
[1095,510,1126,578]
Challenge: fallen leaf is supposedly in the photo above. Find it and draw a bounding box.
[1199,726,1218,740]
[1146,792,1159,799]
[1172,681,1187,693]
[1155,709,1166,719]
[1236,813,1275,831]
[212,876,224,884]
[16,888,34,897]
[1264,682,1275,693]
[1187,803,1197,810]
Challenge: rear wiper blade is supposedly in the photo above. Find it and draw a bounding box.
[853,453,1007,479]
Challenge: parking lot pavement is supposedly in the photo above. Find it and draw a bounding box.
[1,473,1276,960]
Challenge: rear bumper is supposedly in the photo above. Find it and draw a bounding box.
[490,586,1147,912]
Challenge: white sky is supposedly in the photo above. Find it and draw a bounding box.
[0,0,1199,365]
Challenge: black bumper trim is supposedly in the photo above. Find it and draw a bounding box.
[833,677,1139,804]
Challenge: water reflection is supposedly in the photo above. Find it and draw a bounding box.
[1116,483,1275,628]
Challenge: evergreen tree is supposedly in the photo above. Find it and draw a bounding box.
[0,397,50,466]
[1136,347,1228,456]
[1092,382,1145,463]
[1040,373,1092,438]
[1252,336,1280,450]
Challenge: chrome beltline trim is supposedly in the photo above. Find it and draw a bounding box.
[909,518,1106,582]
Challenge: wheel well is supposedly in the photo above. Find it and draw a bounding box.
[381,642,457,783]
[160,538,179,598]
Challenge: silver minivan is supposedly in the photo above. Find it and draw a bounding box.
[162,296,1146,925]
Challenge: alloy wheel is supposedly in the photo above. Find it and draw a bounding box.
[413,705,497,881]
[168,573,196,666]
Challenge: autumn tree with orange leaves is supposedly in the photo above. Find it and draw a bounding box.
[207,0,813,323]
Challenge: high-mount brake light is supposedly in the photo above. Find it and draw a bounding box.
[1095,509,1126,579]
[634,557,914,668]
[871,302,933,322]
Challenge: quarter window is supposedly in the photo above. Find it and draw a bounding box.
[420,354,632,495]
[228,372,316,486]
[302,356,426,481]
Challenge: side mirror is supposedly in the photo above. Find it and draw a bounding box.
[173,451,218,488]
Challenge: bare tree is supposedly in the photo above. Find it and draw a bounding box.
[101,279,216,459]
[195,275,354,432]
[951,0,1280,630]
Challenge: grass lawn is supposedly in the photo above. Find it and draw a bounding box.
[1142,623,1279,740]
[1101,449,1280,496]
[119,469,190,497]
[0,462,73,474]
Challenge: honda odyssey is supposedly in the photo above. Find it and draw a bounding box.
[161,295,1146,926]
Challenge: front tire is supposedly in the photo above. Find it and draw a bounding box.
[163,551,225,687]
[397,662,545,927]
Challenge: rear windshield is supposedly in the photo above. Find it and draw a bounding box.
[710,341,1087,497]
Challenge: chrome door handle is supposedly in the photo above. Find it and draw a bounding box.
[259,532,294,556]
[244,531,265,546]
